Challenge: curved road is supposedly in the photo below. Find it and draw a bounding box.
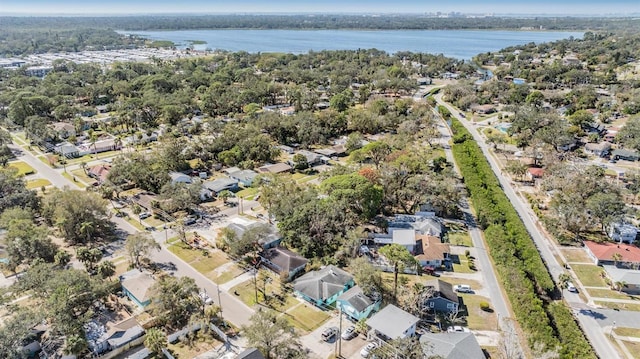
[434,94,621,359]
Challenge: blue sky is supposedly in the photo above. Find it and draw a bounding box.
[1,0,639,15]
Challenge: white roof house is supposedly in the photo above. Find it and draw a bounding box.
[169,171,193,184]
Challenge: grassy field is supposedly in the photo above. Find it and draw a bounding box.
[8,161,36,176]
[284,303,331,333]
[62,171,88,188]
[70,168,94,184]
[237,187,259,199]
[166,332,221,358]
[587,288,640,301]
[622,341,640,359]
[561,248,593,263]
[209,264,245,285]
[615,327,640,338]
[459,294,498,331]
[572,264,607,287]
[26,178,51,189]
[595,301,640,312]
[452,261,476,274]
[168,242,230,279]
[448,231,472,247]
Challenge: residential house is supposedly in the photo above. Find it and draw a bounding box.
[556,138,577,152]
[314,148,337,158]
[50,122,76,139]
[336,285,381,321]
[260,247,308,280]
[388,212,443,238]
[237,348,266,359]
[612,149,640,162]
[608,222,638,244]
[77,138,121,156]
[526,167,545,183]
[88,164,111,184]
[123,132,158,146]
[419,332,485,359]
[120,269,155,308]
[293,265,354,307]
[228,169,258,187]
[584,142,612,158]
[415,235,451,269]
[257,162,293,174]
[203,177,239,196]
[423,279,459,314]
[366,304,420,341]
[54,142,80,158]
[604,127,619,142]
[131,193,160,212]
[470,104,496,115]
[293,150,324,167]
[169,171,193,184]
[277,145,295,154]
[602,265,640,294]
[96,105,109,114]
[584,240,640,267]
[227,218,282,249]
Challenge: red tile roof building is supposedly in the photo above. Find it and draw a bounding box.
[584,240,640,266]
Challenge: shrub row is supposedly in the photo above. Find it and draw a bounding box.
[449,118,595,358]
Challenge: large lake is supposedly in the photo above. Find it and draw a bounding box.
[121,29,583,59]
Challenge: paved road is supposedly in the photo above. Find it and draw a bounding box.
[10,140,255,328]
[434,94,622,359]
[433,109,525,358]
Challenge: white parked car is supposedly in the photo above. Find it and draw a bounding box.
[447,326,470,333]
[342,325,357,340]
[199,292,214,305]
[360,342,378,358]
[453,284,472,293]
[567,282,578,293]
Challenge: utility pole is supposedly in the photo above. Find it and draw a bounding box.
[217,286,223,319]
[338,307,343,358]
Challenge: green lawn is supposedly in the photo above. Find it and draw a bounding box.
[284,303,331,333]
[62,171,88,188]
[587,288,640,301]
[448,231,472,247]
[572,264,608,287]
[26,178,51,189]
[561,249,593,263]
[595,301,640,312]
[70,168,94,184]
[237,187,260,199]
[459,294,497,331]
[622,341,640,359]
[615,327,640,338]
[168,242,229,277]
[209,264,245,284]
[8,161,36,176]
[453,260,475,274]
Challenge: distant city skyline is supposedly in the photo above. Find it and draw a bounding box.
[1,0,640,16]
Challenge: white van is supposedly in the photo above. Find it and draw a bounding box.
[454,284,472,293]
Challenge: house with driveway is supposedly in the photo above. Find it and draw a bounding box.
[584,240,640,267]
[120,269,155,308]
[366,304,420,341]
[602,265,640,294]
[336,285,381,321]
[415,235,451,269]
[293,265,354,308]
[260,246,308,280]
[423,279,460,314]
[419,332,485,359]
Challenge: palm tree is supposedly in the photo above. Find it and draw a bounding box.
[379,243,417,300]
[144,327,167,355]
[80,221,94,244]
[612,253,623,267]
[97,260,116,280]
[558,272,571,298]
[614,281,627,293]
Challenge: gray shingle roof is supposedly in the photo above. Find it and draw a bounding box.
[419,332,485,359]
[367,304,420,339]
[261,247,308,273]
[293,265,353,302]
[424,279,459,303]
[337,285,375,312]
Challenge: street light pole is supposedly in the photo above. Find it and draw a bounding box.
[217,286,223,319]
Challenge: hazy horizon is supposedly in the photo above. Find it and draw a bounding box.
[1,0,640,16]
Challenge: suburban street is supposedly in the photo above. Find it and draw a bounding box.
[8,140,256,330]
[434,93,622,359]
[431,108,524,357]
